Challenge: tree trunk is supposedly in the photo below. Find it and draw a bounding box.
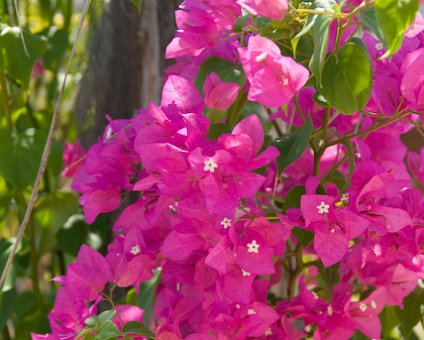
[75,0,177,148]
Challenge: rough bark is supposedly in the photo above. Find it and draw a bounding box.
[75,0,177,147]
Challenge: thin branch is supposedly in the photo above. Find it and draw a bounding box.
[12,0,29,56]
[0,0,92,289]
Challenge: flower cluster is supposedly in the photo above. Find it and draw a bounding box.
[34,1,424,339]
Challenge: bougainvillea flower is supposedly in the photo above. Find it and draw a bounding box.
[238,36,309,107]
[203,72,240,110]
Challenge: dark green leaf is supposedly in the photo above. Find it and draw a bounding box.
[272,115,313,173]
[374,0,419,57]
[358,8,384,42]
[291,14,318,58]
[309,14,332,85]
[292,227,314,248]
[0,26,48,87]
[284,185,305,210]
[123,321,155,337]
[137,269,161,324]
[195,57,245,92]
[207,123,232,140]
[341,140,354,191]
[319,39,372,114]
[56,215,90,256]
[0,128,44,189]
[396,288,424,339]
[379,306,399,338]
[0,288,17,329]
[95,320,121,340]
[259,20,290,41]
[324,170,346,192]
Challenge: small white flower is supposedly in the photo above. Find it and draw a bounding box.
[317,201,330,214]
[359,302,367,312]
[203,158,218,173]
[247,309,256,315]
[341,193,349,203]
[264,328,273,336]
[247,240,260,254]
[330,228,336,234]
[255,52,267,62]
[105,127,113,140]
[327,305,333,316]
[130,245,140,256]
[241,269,251,277]
[370,300,377,309]
[220,217,232,229]
[375,42,384,51]
[282,78,289,86]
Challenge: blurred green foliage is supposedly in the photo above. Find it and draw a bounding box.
[0,1,111,338]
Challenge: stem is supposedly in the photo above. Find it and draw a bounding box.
[293,95,306,123]
[0,70,12,129]
[226,91,247,126]
[0,0,93,289]
[2,327,11,340]
[287,243,303,298]
[328,110,413,146]
[29,218,45,311]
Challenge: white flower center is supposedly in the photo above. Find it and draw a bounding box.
[341,193,349,203]
[330,228,336,234]
[255,52,267,62]
[105,127,113,140]
[247,308,256,315]
[241,269,251,277]
[220,217,232,229]
[359,302,367,312]
[370,300,377,309]
[203,158,218,173]
[130,245,140,256]
[375,42,384,50]
[317,201,330,214]
[247,240,260,254]
[327,305,333,316]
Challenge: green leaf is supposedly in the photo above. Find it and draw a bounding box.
[97,309,116,322]
[131,0,142,11]
[379,306,399,338]
[324,170,346,192]
[195,56,245,93]
[95,320,121,340]
[396,288,424,339]
[56,215,90,256]
[259,20,290,41]
[0,128,44,189]
[291,14,318,58]
[374,0,419,57]
[341,140,355,191]
[207,123,232,140]
[0,288,17,329]
[35,192,79,232]
[0,26,48,87]
[137,269,161,325]
[292,227,314,248]
[358,8,384,42]
[272,115,313,173]
[284,185,305,210]
[123,321,155,338]
[309,14,332,85]
[319,39,372,114]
